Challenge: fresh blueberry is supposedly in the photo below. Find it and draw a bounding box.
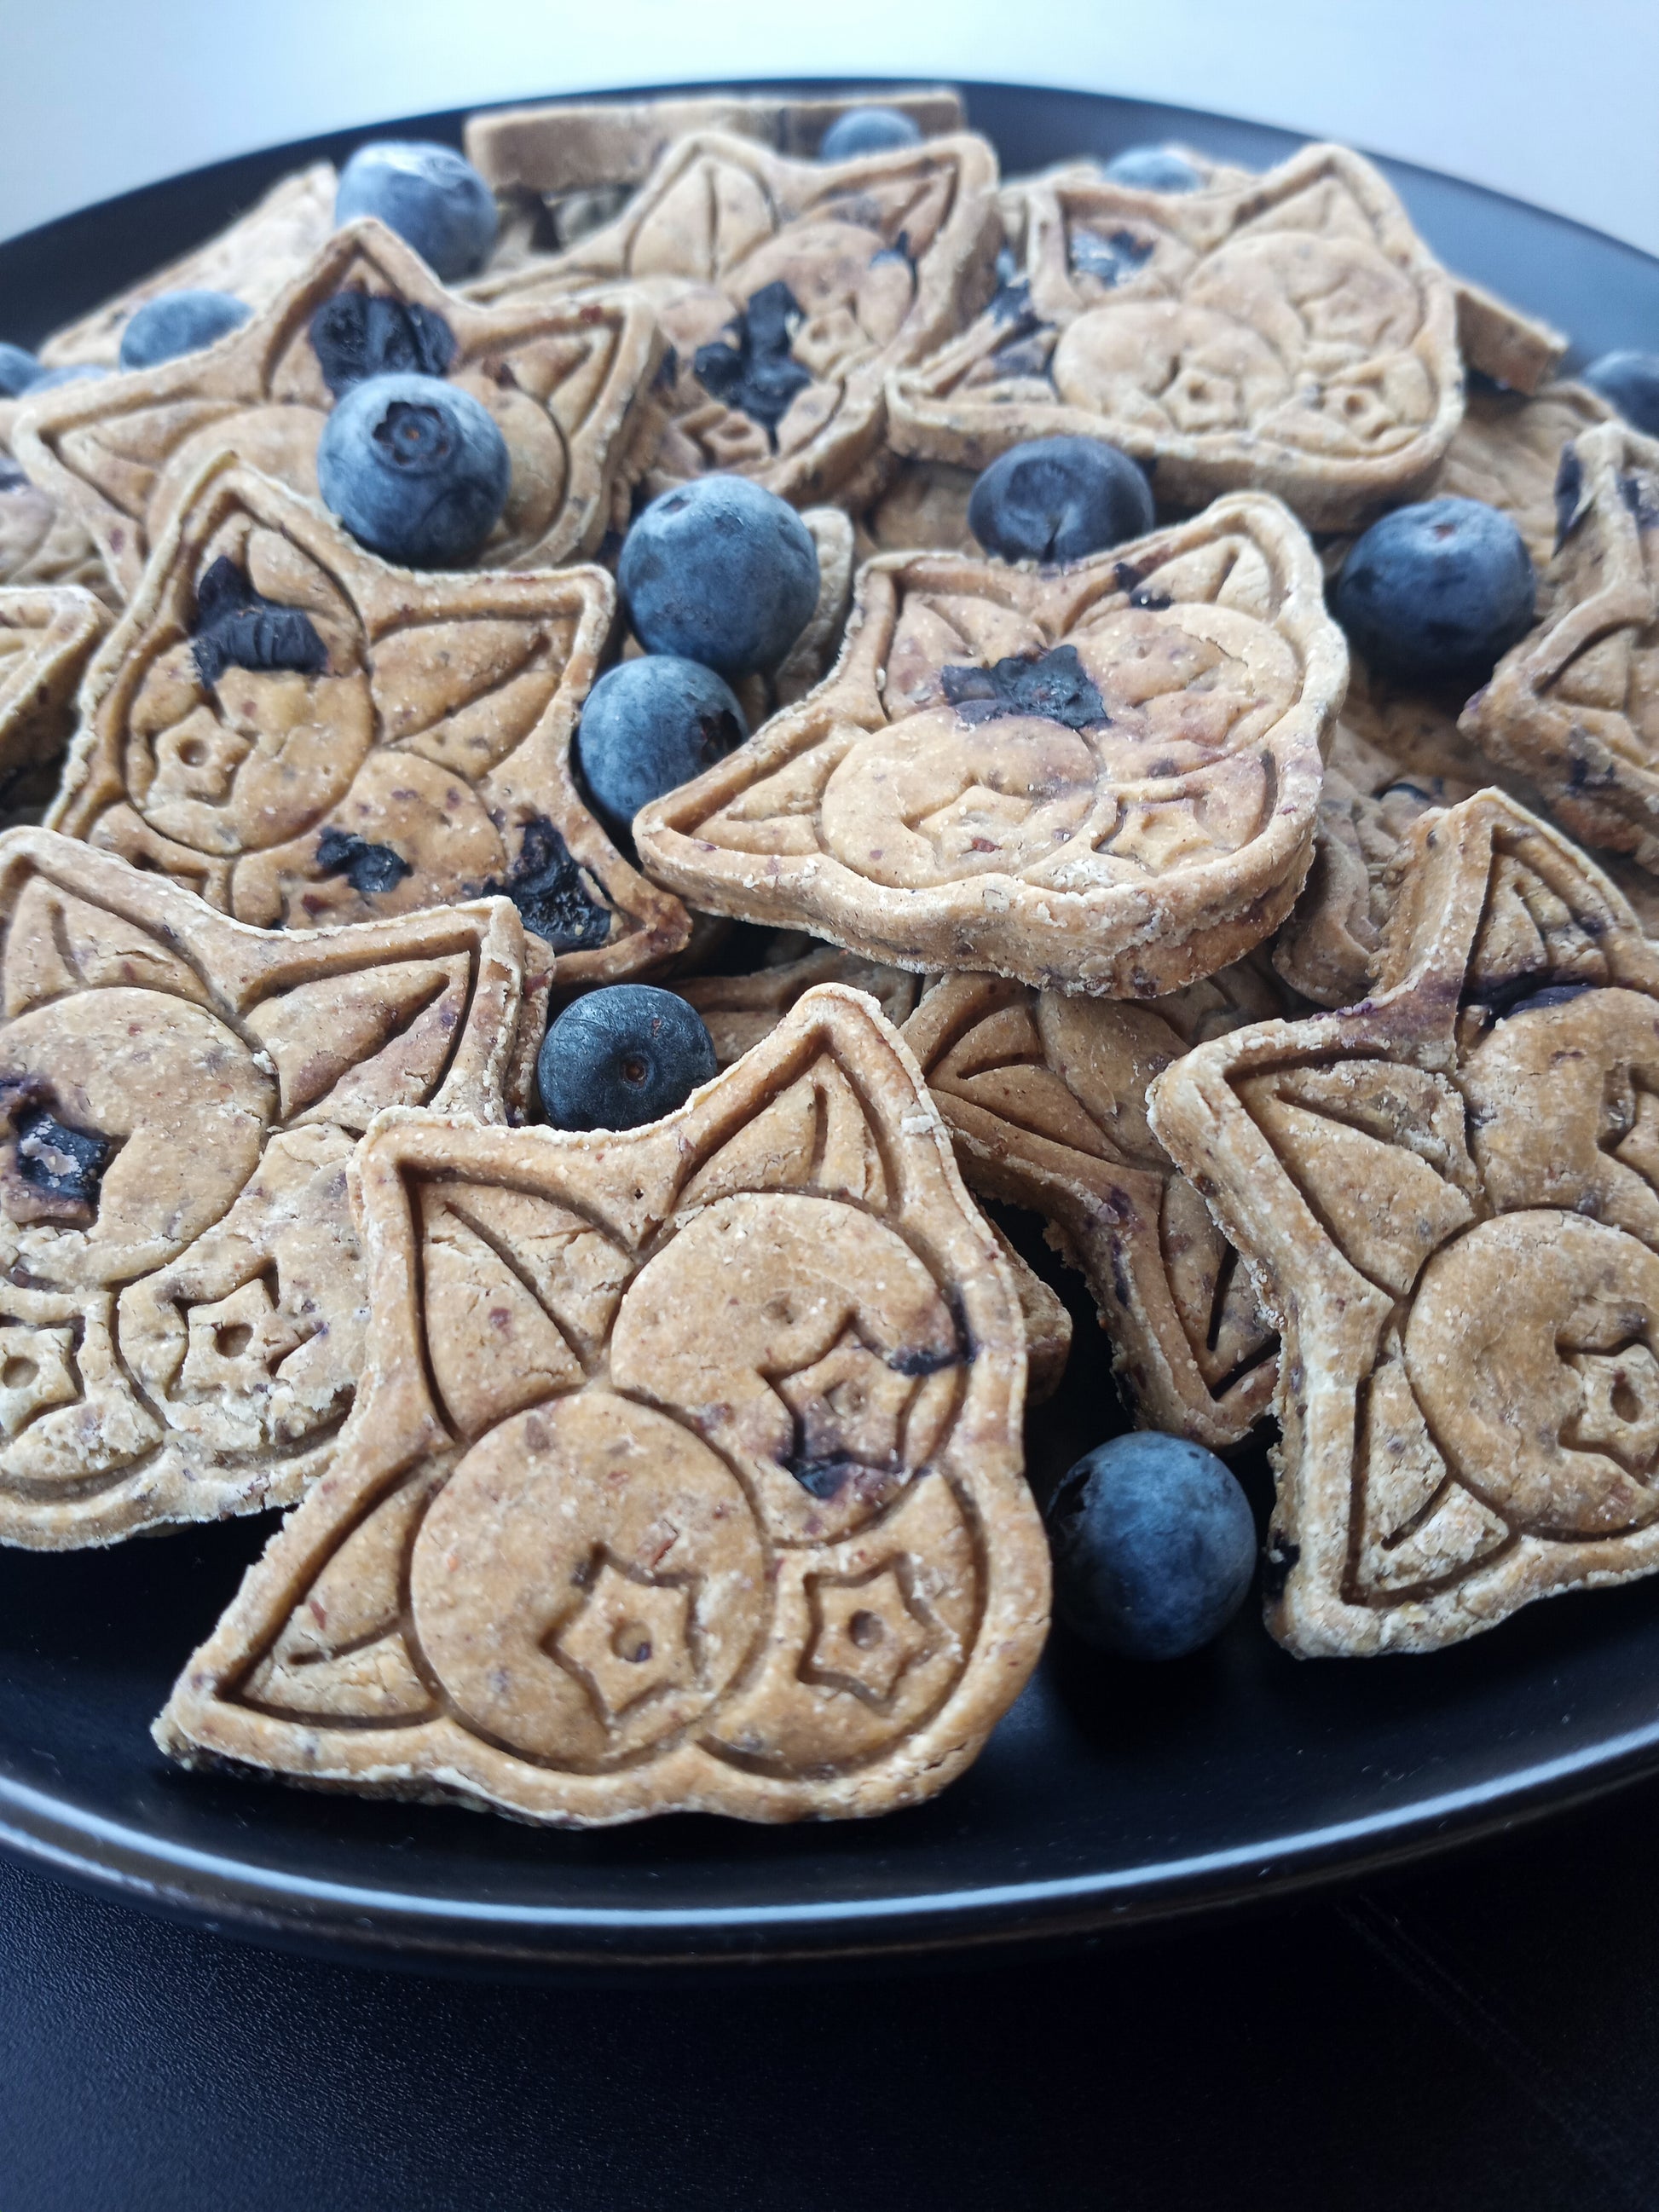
[335,140,498,283]
[1581,350,1659,439]
[968,436,1154,563]
[818,107,924,161]
[619,476,819,678]
[0,344,41,396]
[538,985,718,1130]
[315,372,510,568]
[1104,145,1204,193]
[23,364,112,394]
[575,656,748,840]
[118,290,251,371]
[1336,495,1535,684]
[1046,1432,1257,1660]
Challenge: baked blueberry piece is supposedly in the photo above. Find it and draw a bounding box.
[118,289,251,370]
[818,107,923,159]
[619,476,819,677]
[315,371,510,567]
[0,344,41,396]
[1103,145,1204,192]
[334,140,497,281]
[968,435,1155,563]
[1581,350,1659,438]
[537,983,717,1129]
[575,656,748,840]
[1335,495,1535,684]
[1046,1433,1257,1660]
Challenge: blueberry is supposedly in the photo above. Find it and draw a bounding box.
[118,290,251,371]
[575,656,747,840]
[0,344,41,396]
[315,372,510,568]
[968,436,1154,564]
[23,364,112,395]
[818,107,924,161]
[619,476,819,678]
[1581,350,1659,439]
[538,985,717,1130]
[1046,1433,1257,1660]
[1104,145,1204,193]
[1335,495,1535,684]
[335,141,497,283]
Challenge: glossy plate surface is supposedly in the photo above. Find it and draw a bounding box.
[4,82,1659,1974]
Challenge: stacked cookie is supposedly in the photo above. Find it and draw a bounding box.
[0,89,1656,1828]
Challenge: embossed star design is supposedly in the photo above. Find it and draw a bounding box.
[888,141,1462,529]
[50,454,687,981]
[552,1556,700,1723]
[634,499,1343,994]
[803,1564,936,1705]
[14,215,663,598]
[0,824,523,1548]
[1147,788,1659,1654]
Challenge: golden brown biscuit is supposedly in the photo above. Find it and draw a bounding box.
[155,985,1049,1825]
[0,827,523,1549]
[1148,789,1659,1652]
[634,494,1345,996]
[49,453,688,985]
[13,217,663,599]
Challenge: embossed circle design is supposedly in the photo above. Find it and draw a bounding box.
[408,1389,769,1770]
[1406,1211,1659,1538]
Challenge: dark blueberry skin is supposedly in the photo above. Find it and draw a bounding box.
[619,475,819,678]
[538,985,718,1131]
[575,656,748,840]
[118,290,251,371]
[818,107,923,161]
[969,436,1154,564]
[334,141,497,282]
[1581,350,1659,439]
[1047,1433,1257,1661]
[1103,145,1204,193]
[1336,496,1536,685]
[315,372,510,568]
[0,344,41,396]
[24,364,111,394]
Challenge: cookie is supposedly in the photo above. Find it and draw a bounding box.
[853,456,979,563]
[0,584,111,821]
[887,142,1463,531]
[469,130,1003,508]
[673,944,922,1066]
[1147,788,1659,1653]
[904,956,1283,1447]
[35,163,338,372]
[154,983,1049,1825]
[13,217,664,599]
[0,459,112,600]
[49,453,689,985]
[1450,275,1568,397]
[0,826,523,1549]
[1461,419,1659,871]
[633,494,1345,996]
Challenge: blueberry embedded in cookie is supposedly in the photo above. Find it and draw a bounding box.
[1147,789,1659,1653]
[154,984,1049,1825]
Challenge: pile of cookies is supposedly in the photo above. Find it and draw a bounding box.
[1,84,1657,1829]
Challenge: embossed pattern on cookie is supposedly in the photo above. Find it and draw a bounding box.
[154,985,1048,1825]
[673,944,922,1066]
[887,143,1463,530]
[13,218,664,598]
[49,454,689,984]
[470,130,1002,507]
[1148,790,1659,1652]
[1433,380,1610,569]
[633,495,1345,996]
[0,827,523,1549]
[904,957,1283,1447]
[1461,420,1659,871]
[0,586,112,818]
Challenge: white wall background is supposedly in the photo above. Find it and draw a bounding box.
[1,0,1656,256]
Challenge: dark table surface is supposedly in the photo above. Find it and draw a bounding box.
[4,1781,1658,2212]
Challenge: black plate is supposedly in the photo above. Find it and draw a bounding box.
[5,80,1659,1978]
